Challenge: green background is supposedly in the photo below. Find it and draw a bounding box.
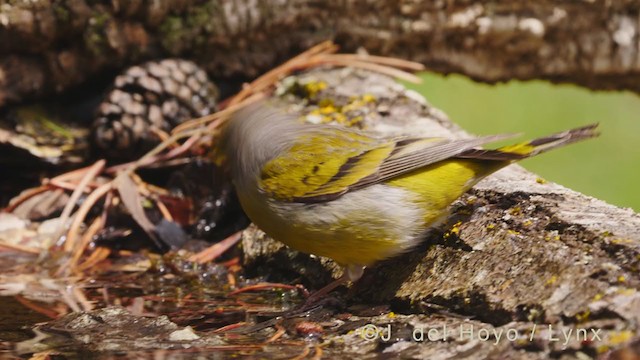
[403,73,640,211]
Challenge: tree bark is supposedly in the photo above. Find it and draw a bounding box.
[1,0,639,106]
[240,67,640,358]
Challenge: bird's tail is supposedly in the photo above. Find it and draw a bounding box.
[456,123,600,161]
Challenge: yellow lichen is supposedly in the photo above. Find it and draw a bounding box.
[535,177,547,184]
[545,233,560,241]
[303,81,328,98]
[616,288,636,296]
[362,94,376,103]
[608,330,633,345]
[611,238,633,244]
[575,310,590,323]
[443,222,462,239]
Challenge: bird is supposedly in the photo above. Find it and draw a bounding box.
[217,102,599,299]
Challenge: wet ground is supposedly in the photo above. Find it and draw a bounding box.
[0,250,342,359]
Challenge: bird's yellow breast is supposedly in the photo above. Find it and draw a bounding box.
[237,158,494,266]
[387,159,495,224]
[237,181,423,266]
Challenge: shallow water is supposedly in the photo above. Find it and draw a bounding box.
[0,251,327,359]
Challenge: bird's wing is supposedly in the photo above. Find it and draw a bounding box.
[346,133,518,192]
[260,127,517,203]
[259,128,394,202]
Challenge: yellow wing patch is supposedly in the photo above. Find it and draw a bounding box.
[260,131,394,201]
[495,143,536,156]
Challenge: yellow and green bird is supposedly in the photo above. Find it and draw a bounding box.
[218,103,598,294]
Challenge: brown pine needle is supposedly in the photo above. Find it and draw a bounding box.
[172,92,265,134]
[76,246,111,272]
[57,160,105,236]
[149,126,176,147]
[300,40,339,58]
[155,197,173,221]
[6,163,100,212]
[28,350,57,360]
[15,296,60,319]
[188,231,243,263]
[132,128,205,169]
[47,179,91,192]
[308,56,423,83]
[5,185,51,212]
[0,241,41,254]
[227,282,299,296]
[212,322,247,333]
[291,346,312,360]
[49,165,94,182]
[311,345,324,360]
[64,216,105,272]
[102,128,210,175]
[72,286,94,311]
[326,53,425,71]
[62,182,112,252]
[265,324,286,343]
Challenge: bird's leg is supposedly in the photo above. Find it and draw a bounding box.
[304,265,365,306]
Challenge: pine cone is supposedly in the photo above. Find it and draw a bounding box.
[91,59,218,161]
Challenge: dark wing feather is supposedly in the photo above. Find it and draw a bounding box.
[297,133,519,201]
